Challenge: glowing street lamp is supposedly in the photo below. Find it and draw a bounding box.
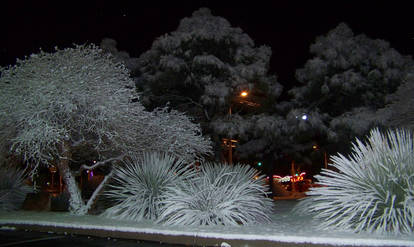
[295,113,308,120]
[225,90,252,164]
[301,114,308,120]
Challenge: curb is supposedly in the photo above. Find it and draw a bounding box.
[1,223,405,247]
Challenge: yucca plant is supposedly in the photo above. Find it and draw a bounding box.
[296,128,414,234]
[101,152,195,221]
[0,165,32,211]
[157,162,273,226]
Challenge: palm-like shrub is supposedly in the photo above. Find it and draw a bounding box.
[101,152,194,221]
[0,166,32,211]
[157,162,273,226]
[296,128,414,234]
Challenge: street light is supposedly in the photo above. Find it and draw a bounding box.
[229,91,249,115]
[224,90,258,164]
[301,114,308,120]
[296,113,308,120]
[313,144,329,170]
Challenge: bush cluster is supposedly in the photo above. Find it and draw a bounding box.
[102,153,273,226]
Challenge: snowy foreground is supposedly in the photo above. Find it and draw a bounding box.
[0,200,413,247]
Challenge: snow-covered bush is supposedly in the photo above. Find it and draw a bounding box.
[102,152,195,221]
[157,162,273,226]
[296,128,414,234]
[0,166,32,211]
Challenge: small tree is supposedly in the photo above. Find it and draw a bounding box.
[0,44,212,215]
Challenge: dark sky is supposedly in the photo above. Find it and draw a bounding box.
[1,1,413,84]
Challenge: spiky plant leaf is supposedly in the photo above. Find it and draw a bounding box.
[296,128,414,234]
[101,152,195,221]
[157,162,273,226]
[0,166,32,211]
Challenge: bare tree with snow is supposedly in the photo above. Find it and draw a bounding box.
[0,44,212,215]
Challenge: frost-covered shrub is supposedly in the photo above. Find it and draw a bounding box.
[296,128,414,234]
[0,166,32,211]
[101,152,194,221]
[157,162,273,226]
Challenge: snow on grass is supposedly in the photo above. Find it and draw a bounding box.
[0,201,413,246]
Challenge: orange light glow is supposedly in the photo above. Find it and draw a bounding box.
[240,91,248,97]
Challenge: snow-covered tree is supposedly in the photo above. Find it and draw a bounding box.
[137,7,282,160]
[0,44,212,215]
[100,38,140,76]
[211,113,286,159]
[378,72,414,130]
[289,23,413,153]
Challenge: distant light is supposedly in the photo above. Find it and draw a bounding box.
[301,114,308,120]
[240,91,248,97]
[257,162,262,167]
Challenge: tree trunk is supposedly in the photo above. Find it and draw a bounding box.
[57,141,87,215]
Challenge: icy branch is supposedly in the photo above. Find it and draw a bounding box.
[79,155,125,172]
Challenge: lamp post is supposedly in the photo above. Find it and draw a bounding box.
[223,90,251,165]
[313,144,329,170]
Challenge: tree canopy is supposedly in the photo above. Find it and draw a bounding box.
[0,44,212,214]
[288,23,413,153]
[136,8,283,162]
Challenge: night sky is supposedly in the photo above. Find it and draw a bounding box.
[1,1,413,85]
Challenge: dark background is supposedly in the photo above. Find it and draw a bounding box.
[1,1,412,85]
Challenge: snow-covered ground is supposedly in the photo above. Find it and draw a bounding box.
[0,200,413,247]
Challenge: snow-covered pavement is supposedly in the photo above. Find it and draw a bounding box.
[0,200,413,247]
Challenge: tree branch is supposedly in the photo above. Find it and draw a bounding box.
[79,155,125,172]
[85,170,113,213]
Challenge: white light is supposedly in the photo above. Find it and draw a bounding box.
[301,114,308,120]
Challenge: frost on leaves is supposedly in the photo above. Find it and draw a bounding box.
[296,128,414,234]
[0,44,212,215]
